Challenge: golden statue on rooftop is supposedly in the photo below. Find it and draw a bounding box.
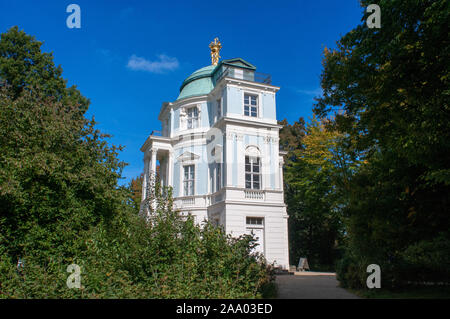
[209,37,222,66]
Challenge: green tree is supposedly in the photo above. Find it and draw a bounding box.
[0,26,125,263]
[278,117,306,162]
[0,26,89,114]
[0,85,126,264]
[128,174,143,213]
[283,116,346,270]
[314,0,450,288]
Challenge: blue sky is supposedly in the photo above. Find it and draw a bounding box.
[0,0,364,185]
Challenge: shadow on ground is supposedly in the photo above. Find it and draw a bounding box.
[276,273,360,299]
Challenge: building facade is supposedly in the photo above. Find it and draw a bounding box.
[140,42,289,269]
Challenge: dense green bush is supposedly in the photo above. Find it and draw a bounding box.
[336,233,450,290]
[399,233,450,284]
[335,252,367,289]
[0,87,272,298]
[0,185,273,298]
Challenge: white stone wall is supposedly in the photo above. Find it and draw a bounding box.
[224,203,289,269]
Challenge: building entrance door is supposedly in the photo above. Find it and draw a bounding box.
[246,227,265,255]
[245,217,265,254]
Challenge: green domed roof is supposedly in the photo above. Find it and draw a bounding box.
[177,65,217,101]
[175,59,257,101]
[184,65,216,82]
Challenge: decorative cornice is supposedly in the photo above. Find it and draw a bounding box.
[177,151,200,162]
[225,132,234,139]
[223,77,280,93]
[217,116,282,130]
[264,136,278,144]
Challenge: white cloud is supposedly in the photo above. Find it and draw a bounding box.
[126,54,179,73]
[295,88,323,96]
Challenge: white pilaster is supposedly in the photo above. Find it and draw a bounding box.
[168,151,173,187]
[263,137,270,190]
[274,150,280,190]
[236,133,244,188]
[225,133,233,187]
[169,108,174,138]
[279,156,284,191]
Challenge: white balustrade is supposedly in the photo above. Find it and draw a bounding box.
[181,197,195,205]
[244,190,265,200]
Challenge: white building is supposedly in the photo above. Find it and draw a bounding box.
[140,40,289,269]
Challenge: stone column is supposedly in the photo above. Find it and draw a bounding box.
[147,148,158,212]
[142,152,150,201]
[151,148,157,175]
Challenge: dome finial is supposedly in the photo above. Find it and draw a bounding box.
[209,37,222,66]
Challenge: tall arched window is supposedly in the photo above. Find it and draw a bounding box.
[245,146,261,189]
[183,164,195,196]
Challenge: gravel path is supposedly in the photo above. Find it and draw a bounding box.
[276,273,360,299]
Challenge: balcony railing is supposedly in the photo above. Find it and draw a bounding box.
[215,67,271,85]
[173,188,282,209]
[181,197,195,206]
[244,189,265,200]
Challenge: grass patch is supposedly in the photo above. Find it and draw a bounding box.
[261,282,278,299]
[349,286,450,299]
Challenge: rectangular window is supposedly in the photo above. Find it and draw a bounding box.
[187,107,199,129]
[163,119,169,136]
[245,156,261,189]
[216,163,222,192]
[210,171,214,193]
[217,99,221,118]
[183,165,195,196]
[246,217,264,225]
[244,94,258,117]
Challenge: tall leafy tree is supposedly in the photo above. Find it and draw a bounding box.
[0,27,125,263]
[283,116,345,269]
[0,26,89,114]
[128,174,143,213]
[278,117,306,162]
[314,0,450,287]
[0,85,126,263]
